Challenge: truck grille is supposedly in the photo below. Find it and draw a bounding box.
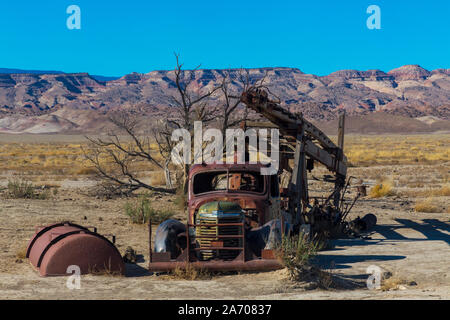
[196,215,243,261]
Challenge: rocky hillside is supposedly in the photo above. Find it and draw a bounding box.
[0,65,449,133]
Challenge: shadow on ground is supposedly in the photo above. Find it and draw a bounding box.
[125,263,152,277]
[312,218,449,287]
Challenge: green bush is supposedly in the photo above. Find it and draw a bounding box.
[276,234,320,282]
[124,195,174,224]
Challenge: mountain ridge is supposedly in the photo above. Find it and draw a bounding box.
[0,65,449,133]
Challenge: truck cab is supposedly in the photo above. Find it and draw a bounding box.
[188,163,281,230]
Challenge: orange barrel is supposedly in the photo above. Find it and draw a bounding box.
[26,222,125,277]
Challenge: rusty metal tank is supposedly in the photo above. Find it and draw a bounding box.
[26,222,125,276]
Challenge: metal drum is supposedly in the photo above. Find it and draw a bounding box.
[26,222,124,276]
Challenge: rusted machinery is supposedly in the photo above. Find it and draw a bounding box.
[148,164,285,272]
[240,87,372,240]
[27,222,124,276]
[148,87,374,272]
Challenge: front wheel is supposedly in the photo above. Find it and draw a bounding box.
[154,219,186,259]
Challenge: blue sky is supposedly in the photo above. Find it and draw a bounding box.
[0,0,448,76]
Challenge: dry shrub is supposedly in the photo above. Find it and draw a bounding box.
[7,179,34,199]
[88,260,124,277]
[369,180,395,198]
[7,179,51,200]
[16,245,28,259]
[168,264,211,280]
[414,198,440,213]
[316,267,334,290]
[381,276,408,291]
[124,195,174,224]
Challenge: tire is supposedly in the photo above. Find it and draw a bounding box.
[154,219,186,259]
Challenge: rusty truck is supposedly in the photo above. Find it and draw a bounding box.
[148,87,376,272]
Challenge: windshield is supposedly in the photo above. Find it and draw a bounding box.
[193,171,265,195]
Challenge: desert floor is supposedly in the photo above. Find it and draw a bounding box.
[0,134,448,299]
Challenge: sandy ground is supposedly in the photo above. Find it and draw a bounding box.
[0,183,448,300]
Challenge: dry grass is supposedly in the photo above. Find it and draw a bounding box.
[0,141,160,177]
[432,184,450,196]
[166,264,211,280]
[342,134,449,166]
[369,180,395,198]
[0,134,447,177]
[15,246,28,260]
[401,184,450,198]
[316,267,334,290]
[87,258,124,277]
[381,276,408,291]
[414,198,441,213]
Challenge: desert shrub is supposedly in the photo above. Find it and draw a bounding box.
[414,198,440,213]
[7,179,35,198]
[381,277,406,291]
[275,234,320,282]
[380,272,410,291]
[168,264,211,280]
[7,179,50,199]
[37,189,51,200]
[124,195,174,224]
[369,181,395,198]
[16,245,28,259]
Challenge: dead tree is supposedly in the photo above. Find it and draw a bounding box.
[215,70,251,139]
[167,53,223,191]
[152,120,177,189]
[84,112,176,196]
